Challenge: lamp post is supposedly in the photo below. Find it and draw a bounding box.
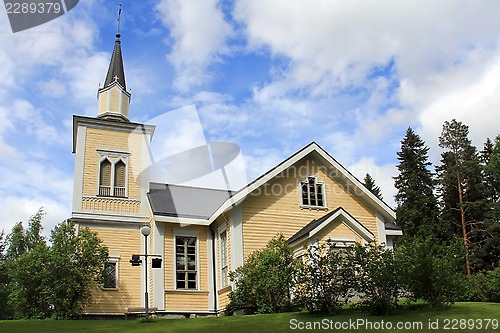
[140,225,151,320]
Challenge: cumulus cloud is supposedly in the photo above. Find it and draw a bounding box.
[156,0,233,92]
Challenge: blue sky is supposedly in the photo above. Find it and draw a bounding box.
[1,0,500,236]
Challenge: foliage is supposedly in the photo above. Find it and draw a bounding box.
[475,135,500,271]
[293,241,354,314]
[394,127,445,241]
[346,242,401,315]
[226,235,298,314]
[0,230,13,319]
[396,238,464,309]
[464,267,500,303]
[8,243,53,319]
[437,120,487,275]
[363,173,383,200]
[49,222,109,319]
[3,210,108,319]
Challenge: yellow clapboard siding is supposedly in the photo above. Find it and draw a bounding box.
[315,219,362,244]
[242,159,376,258]
[82,127,144,200]
[164,291,209,311]
[218,287,231,310]
[84,227,142,314]
[163,223,210,311]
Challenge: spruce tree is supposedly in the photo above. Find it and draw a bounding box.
[363,173,383,200]
[437,119,486,276]
[477,135,500,271]
[394,127,442,241]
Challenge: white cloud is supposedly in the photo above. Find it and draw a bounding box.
[348,157,398,207]
[156,0,233,91]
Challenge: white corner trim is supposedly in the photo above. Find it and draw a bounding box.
[72,125,86,212]
[152,221,165,310]
[230,204,244,271]
[207,228,215,311]
[376,212,387,246]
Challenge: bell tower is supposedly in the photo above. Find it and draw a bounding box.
[97,5,131,121]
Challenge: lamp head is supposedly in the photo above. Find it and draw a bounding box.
[140,225,151,237]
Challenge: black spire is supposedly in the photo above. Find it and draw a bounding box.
[103,4,126,90]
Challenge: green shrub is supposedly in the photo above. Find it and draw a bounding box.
[225,235,298,314]
[464,267,500,302]
[347,242,401,315]
[293,241,354,314]
[397,238,464,309]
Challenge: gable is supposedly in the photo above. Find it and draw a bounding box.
[211,142,395,224]
[288,207,375,247]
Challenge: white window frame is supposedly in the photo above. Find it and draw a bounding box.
[96,149,129,198]
[218,227,229,289]
[102,254,120,290]
[173,229,200,290]
[299,176,326,209]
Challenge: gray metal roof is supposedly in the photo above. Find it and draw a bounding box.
[384,222,402,231]
[148,183,235,220]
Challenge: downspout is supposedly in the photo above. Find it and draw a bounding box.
[210,223,218,314]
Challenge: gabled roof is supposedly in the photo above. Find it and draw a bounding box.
[288,207,375,246]
[148,183,235,220]
[209,142,396,223]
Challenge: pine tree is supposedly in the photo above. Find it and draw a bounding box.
[363,173,383,200]
[394,127,443,241]
[437,119,486,276]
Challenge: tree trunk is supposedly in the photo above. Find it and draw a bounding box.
[455,159,472,277]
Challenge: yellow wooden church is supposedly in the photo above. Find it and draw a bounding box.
[71,31,401,317]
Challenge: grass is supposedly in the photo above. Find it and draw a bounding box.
[0,302,498,333]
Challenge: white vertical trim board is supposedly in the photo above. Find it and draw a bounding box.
[376,212,387,247]
[72,126,86,212]
[207,228,215,311]
[230,204,243,270]
[152,221,165,310]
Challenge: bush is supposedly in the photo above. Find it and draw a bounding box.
[226,235,298,314]
[464,267,500,302]
[397,238,464,309]
[347,242,401,315]
[293,240,354,314]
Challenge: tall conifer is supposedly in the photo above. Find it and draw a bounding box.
[437,119,486,276]
[394,127,442,241]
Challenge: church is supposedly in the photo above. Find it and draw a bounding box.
[71,30,401,317]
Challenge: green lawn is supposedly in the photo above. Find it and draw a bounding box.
[1,303,498,333]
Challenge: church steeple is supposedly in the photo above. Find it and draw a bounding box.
[97,5,131,122]
[103,34,126,90]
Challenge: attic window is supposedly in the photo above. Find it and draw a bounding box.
[300,176,325,208]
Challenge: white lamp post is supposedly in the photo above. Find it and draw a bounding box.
[140,225,151,320]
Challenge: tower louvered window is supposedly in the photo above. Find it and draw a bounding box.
[114,160,126,197]
[98,156,128,197]
[99,159,112,196]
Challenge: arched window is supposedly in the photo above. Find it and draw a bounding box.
[114,160,126,197]
[300,176,325,208]
[99,159,112,196]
